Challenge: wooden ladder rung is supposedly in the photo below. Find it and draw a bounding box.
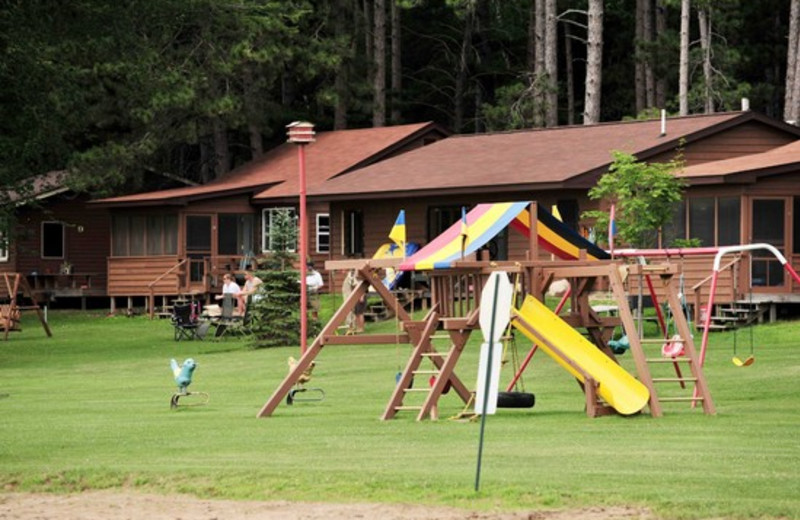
[395,405,422,410]
[652,377,697,383]
[639,338,683,344]
[403,388,430,393]
[420,352,447,357]
[647,357,692,363]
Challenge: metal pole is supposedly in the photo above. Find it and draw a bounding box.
[298,143,308,355]
[475,279,500,492]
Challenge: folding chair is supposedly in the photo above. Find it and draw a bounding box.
[213,294,252,340]
[171,303,201,341]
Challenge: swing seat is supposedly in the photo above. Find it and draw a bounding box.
[496,391,535,409]
[661,334,684,357]
[286,387,325,405]
[732,355,755,367]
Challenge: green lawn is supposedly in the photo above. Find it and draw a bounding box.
[0,301,798,519]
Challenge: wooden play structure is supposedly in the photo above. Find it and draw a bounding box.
[256,202,715,420]
[0,273,52,340]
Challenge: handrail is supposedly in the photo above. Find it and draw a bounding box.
[148,259,188,319]
[148,258,188,290]
[690,254,741,293]
[691,254,741,324]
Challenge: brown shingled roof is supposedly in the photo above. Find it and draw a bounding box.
[677,139,800,182]
[310,112,796,200]
[92,122,441,207]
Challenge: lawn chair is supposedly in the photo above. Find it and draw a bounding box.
[172,303,202,341]
[213,294,253,340]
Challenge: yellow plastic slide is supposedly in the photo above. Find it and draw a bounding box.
[512,295,650,415]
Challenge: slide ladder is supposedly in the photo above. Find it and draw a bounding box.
[620,264,715,414]
[382,309,472,421]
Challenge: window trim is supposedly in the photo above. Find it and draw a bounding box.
[261,207,297,253]
[316,213,330,254]
[0,230,8,262]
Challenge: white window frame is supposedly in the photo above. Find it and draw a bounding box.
[0,229,8,262]
[261,207,297,253]
[316,213,330,253]
[41,221,65,259]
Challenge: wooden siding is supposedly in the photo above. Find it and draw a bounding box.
[107,256,183,296]
[2,195,110,300]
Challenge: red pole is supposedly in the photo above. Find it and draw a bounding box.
[298,143,308,355]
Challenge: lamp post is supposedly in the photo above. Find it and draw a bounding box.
[286,121,315,354]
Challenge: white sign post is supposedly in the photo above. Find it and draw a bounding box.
[474,271,512,491]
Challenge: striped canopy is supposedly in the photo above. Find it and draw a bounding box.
[399,202,608,271]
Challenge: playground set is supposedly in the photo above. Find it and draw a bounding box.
[0,273,51,340]
[257,201,724,420]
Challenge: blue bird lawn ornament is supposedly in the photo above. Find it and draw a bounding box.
[169,358,208,409]
[170,358,196,394]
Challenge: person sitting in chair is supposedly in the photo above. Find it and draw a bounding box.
[215,273,242,314]
[238,270,263,310]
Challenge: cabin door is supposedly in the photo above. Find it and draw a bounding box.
[185,215,212,292]
[750,197,790,292]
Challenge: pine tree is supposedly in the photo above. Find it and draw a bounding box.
[249,209,320,348]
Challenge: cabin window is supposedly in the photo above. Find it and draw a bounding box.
[218,214,254,256]
[427,206,463,242]
[41,221,64,259]
[112,214,177,256]
[316,213,330,253]
[793,197,800,255]
[262,207,297,252]
[666,197,740,247]
[555,199,580,232]
[343,210,364,257]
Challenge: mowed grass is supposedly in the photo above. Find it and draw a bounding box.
[0,299,799,519]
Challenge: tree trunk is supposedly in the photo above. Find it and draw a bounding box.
[679,0,690,116]
[526,1,536,71]
[791,34,800,122]
[544,0,558,127]
[334,0,352,129]
[533,0,545,127]
[564,22,575,125]
[454,4,474,133]
[643,0,655,109]
[654,0,666,108]
[212,118,229,178]
[698,8,713,114]
[635,0,645,114]
[372,0,386,127]
[242,67,263,158]
[785,0,800,122]
[584,0,604,124]
[390,0,402,124]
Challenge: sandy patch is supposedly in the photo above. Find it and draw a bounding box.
[0,491,654,520]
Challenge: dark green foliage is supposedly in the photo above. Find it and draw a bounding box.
[583,150,686,249]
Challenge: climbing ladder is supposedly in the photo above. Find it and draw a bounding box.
[610,264,715,415]
[382,306,475,421]
[1,273,52,340]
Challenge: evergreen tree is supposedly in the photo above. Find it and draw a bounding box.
[249,209,320,348]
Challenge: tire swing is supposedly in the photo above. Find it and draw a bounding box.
[496,271,535,410]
